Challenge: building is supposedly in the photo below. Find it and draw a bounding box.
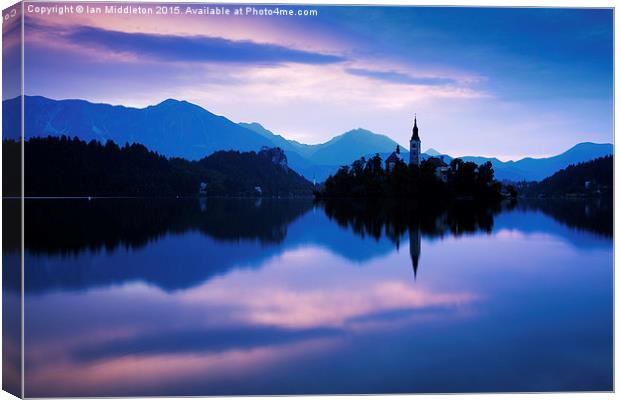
[409,116,421,166]
[385,145,403,172]
[259,146,288,171]
[427,156,449,182]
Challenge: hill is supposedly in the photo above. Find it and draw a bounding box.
[518,155,612,198]
[19,136,312,197]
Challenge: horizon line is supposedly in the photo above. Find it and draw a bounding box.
[4,94,613,163]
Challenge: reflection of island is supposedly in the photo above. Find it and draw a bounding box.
[319,199,505,280]
[320,197,613,280]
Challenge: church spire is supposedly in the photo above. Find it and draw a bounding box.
[409,114,421,166]
[411,114,420,141]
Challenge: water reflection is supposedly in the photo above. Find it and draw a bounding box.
[517,197,612,237]
[22,197,612,396]
[320,199,507,279]
[2,199,22,397]
[22,198,313,292]
[21,197,613,293]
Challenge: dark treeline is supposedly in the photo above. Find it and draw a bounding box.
[3,138,21,197]
[15,136,313,197]
[518,156,612,198]
[318,154,508,200]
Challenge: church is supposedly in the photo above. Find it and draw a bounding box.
[409,115,421,166]
[385,116,421,172]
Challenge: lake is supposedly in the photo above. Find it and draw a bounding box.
[4,197,613,396]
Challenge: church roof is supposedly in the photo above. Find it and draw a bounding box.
[427,156,448,168]
[386,151,402,163]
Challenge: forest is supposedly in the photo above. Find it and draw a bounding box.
[518,155,612,198]
[10,136,313,197]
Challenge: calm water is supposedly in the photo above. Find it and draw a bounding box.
[7,197,613,396]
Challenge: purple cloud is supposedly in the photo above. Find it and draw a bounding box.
[64,25,346,65]
[347,68,455,86]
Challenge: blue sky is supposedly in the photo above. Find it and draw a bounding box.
[19,4,613,159]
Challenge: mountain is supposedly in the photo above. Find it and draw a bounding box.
[425,148,442,157]
[240,123,403,164]
[9,96,401,182]
[8,96,275,160]
[307,128,402,165]
[238,122,330,180]
[240,123,405,180]
[460,142,613,181]
[6,96,612,183]
[239,122,315,158]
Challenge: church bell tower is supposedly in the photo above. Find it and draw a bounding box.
[409,115,421,166]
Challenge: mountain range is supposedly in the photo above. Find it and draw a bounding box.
[424,143,613,182]
[3,96,613,182]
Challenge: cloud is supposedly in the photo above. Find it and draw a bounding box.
[346,68,456,86]
[72,325,343,362]
[63,25,346,65]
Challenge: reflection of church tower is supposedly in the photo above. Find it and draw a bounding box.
[409,226,421,279]
[409,115,421,166]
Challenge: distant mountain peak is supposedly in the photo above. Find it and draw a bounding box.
[343,128,374,136]
[424,148,442,156]
[155,98,194,108]
[244,122,266,129]
[157,98,182,105]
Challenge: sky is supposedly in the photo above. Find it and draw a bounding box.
[11,3,614,159]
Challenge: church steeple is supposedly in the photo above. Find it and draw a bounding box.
[411,115,420,141]
[409,114,421,166]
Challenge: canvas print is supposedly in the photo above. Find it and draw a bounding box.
[2,2,614,397]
